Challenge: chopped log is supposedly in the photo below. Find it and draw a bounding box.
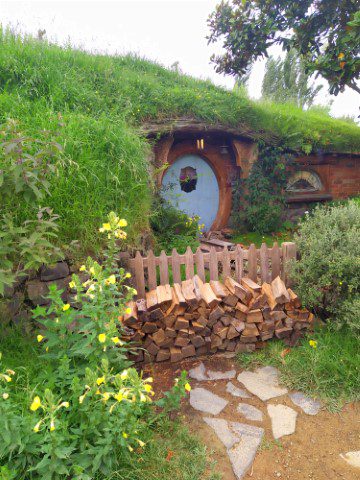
[124,301,138,326]
[246,309,263,324]
[193,275,205,306]
[231,318,245,333]
[242,324,259,337]
[210,280,230,298]
[200,282,219,308]
[210,334,223,348]
[192,321,205,333]
[235,309,247,321]
[241,277,262,298]
[240,335,258,343]
[248,293,267,310]
[271,276,291,304]
[217,327,229,340]
[151,329,168,347]
[227,325,241,340]
[146,289,158,311]
[209,306,224,325]
[146,342,160,356]
[156,284,173,310]
[197,316,208,327]
[170,347,183,362]
[174,317,189,330]
[259,320,275,332]
[225,277,252,305]
[181,279,197,307]
[142,322,158,334]
[196,345,208,356]
[260,332,274,341]
[164,315,176,328]
[149,308,164,321]
[175,336,190,347]
[269,311,287,322]
[286,288,301,309]
[178,328,190,337]
[182,344,196,358]
[235,343,256,353]
[220,315,232,326]
[191,335,205,347]
[261,283,278,310]
[135,298,147,314]
[165,327,177,338]
[275,327,292,339]
[156,349,171,362]
[173,283,186,306]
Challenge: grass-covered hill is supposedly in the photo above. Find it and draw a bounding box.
[1,29,359,252]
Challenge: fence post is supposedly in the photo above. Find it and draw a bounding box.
[281,242,297,286]
[133,251,145,299]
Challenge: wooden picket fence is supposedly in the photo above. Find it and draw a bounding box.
[124,242,297,299]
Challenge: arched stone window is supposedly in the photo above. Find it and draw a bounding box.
[286,170,322,193]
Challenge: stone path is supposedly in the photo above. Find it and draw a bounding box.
[188,361,323,479]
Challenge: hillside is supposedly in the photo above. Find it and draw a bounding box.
[0,29,359,251]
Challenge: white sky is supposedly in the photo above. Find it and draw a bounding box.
[1,0,359,119]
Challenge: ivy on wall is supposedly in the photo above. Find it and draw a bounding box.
[230,143,294,234]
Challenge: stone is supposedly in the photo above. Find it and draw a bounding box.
[190,388,228,415]
[203,417,264,479]
[226,382,251,399]
[289,392,321,415]
[237,403,263,421]
[267,404,297,439]
[237,366,288,401]
[207,368,236,381]
[40,261,70,281]
[340,451,360,469]
[189,362,208,381]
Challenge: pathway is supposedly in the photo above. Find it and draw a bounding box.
[185,360,359,480]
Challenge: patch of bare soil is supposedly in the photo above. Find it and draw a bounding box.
[145,356,360,480]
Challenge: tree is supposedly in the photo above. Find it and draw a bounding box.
[262,49,323,108]
[207,1,360,95]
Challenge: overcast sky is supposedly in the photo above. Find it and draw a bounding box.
[1,0,359,119]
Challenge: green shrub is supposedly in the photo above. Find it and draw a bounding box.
[290,200,360,336]
[0,213,190,479]
[150,195,201,254]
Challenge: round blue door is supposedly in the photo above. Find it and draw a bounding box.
[162,154,220,230]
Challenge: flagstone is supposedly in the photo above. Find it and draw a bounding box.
[267,404,297,439]
[237,403,263,421]
[189,387,228,414]
[237,366,288,401]
[226,381,251,398]
[289,391,321,415]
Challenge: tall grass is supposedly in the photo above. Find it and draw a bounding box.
[0,28,359,250]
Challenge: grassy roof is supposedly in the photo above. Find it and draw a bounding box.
[0,30,359,252]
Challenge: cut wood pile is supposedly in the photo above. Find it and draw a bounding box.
[121,275,314,364]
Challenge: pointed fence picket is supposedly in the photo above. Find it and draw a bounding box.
[124,242,297,298]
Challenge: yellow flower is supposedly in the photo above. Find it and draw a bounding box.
[6,369,15,375]
[125,307,132,315]
[106,274,116,285]
[111,336,121,344]
[30,396,41,411]
[185,383,191,392]
[45,347,49,352]
[37,334,44,343]
[102,223,111,231]
[125,272,131,279]
[62,304,70,311]
[60,401,69,408]
[309,340,318,349]
[69,281,76,289]
[79,394,85,404]
[120,370,128,380]
[3,375,11,383]
[96,376,105,386]
[33,420,41,433]
[2,393,9,400]
[98,333,106,344]
[99,227,105,233]
[128,445,134,452]
[144,377,153,383]
[114,392,123,402]
[137,439,145,447]
[338,52,345,60]
[79,265,86,271]
[89,267,95,276]
[140,393,147,402]
[118,219,127,227]
[50,420,55,432]
[102,392,111,401]
[122,432,128,438]
[144,384,152,393]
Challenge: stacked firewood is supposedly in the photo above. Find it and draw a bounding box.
[121,275,314,363]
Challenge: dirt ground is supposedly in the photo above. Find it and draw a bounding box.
[144,356,360,480]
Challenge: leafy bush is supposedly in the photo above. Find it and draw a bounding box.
[233,144,291,234]
[0,120,63,295]
[290,200,360,336]
[150,195,202,254]
[0,213,190,479]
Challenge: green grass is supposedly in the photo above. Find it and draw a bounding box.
[230,229,293,247]
[0,327,219,480]
[1,28,359,252]
[237,327,360,410]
